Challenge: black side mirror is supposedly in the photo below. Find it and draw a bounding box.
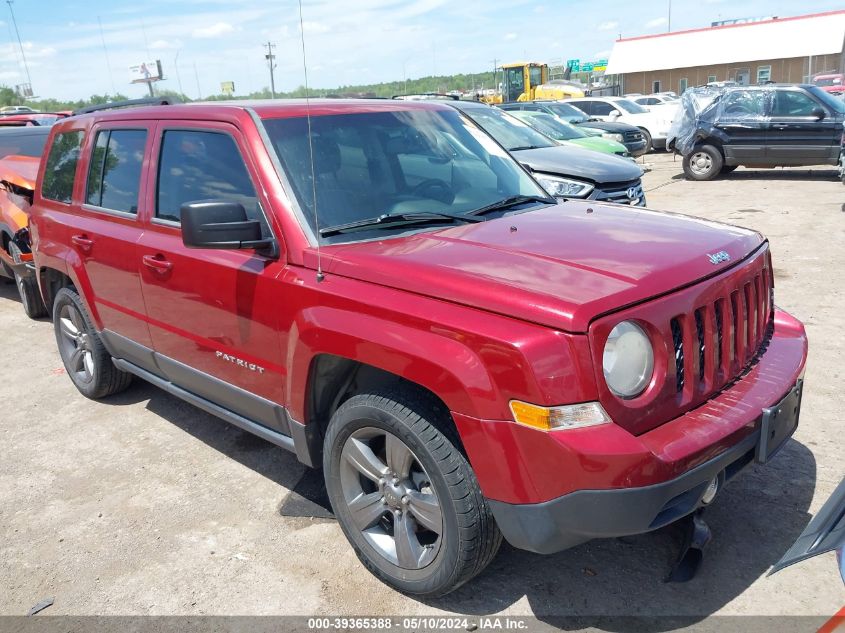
[181,200,277,256]
[811,107,826,120]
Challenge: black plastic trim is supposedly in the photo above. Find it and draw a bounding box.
[488,428,764,555]
[101,329,160,376]
[112,358,296,455]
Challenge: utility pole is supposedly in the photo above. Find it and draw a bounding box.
[667,0,672,32]
[264,41,277,99]
[489,58,498,93]
[174,49,184,97]
[6,1,32,98]
[193,61,201,100]
[97,16,116,95]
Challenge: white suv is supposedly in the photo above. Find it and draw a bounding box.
[566,97,674,152]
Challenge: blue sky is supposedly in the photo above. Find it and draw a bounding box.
[1,0,841,100]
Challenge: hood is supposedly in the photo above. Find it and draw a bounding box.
[313,202,765,333]
[574,120,640,134]
[514,144,642,183]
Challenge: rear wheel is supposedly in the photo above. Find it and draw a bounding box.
[8,242,47,319]
[683,145,724,181]
[323,388,501,596]
[53,287,132,399]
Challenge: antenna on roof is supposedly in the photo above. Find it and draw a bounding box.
[297,0,324,283]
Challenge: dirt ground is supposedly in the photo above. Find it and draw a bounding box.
[1,152,843,626]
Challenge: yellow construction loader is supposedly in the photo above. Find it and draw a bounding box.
[482,62,585,104]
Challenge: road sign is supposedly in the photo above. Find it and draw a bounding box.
[581,62,594,72]
[566,59,580,71]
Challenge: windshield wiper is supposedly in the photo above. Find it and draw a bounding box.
[319,210,483,237]
[508,145,546,151]
[467,195,555,217]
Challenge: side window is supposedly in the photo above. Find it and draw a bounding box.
[85,129,147,214]
[42,130,84,203]
[772,91,820,117]
[721,90,766,117]
[591,101,615,116]
[156,130,264,234]
[574,101,593,115]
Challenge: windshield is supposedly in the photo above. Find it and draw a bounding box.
[543,102,588,123]
[807,86,845,114]
[458,107,557,151]
[514,112,586,141]
[614,99,649,114]
[263,108,549,243]
[813,76,842,87]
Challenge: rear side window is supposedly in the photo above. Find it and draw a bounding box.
[42,130,84,203]
[86,129,147,214]
[156,130,261,228]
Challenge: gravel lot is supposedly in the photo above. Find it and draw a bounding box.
[1,152,843,626]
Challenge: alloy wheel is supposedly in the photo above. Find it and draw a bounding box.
[57,303,95,383]
[339,427,443,570]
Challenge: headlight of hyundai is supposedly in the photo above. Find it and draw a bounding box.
[602,321,654,398]
[602,132,624,143]
[534,174,594,198]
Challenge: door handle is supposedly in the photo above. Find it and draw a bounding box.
[71,234,93,252]
[142,254,173,273]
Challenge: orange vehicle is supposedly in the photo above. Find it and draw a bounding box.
[0,126,50,317]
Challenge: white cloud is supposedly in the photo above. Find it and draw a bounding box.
[597,20,618,31]
[192,22,234,38]
[300,20,330,34]
[0,70,20,80]
[504,32,517,40]
[645,17,668,28]
[150,39,182,50]
[593,49,611,59]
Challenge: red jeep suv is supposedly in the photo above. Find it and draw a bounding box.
[28,99,808,595]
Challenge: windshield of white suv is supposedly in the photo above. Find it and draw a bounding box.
[542,102,589,123]
[807,86,845,114]
[615,99,649,114]
[513,112,587,141]
[263,108,551,242]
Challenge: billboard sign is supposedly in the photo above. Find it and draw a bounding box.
[220,81,235,95]
[129,60,163,84]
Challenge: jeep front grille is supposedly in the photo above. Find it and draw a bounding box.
[669,267,773,397]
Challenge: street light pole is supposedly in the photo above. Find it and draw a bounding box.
[6,0,32,97]
[264,41,277,99]
[174,49,184,97]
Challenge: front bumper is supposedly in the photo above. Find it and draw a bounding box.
[625,139,647,157]
[489,380,802,554]
[453,309,807,554]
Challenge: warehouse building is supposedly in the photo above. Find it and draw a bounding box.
[605,10,845,95]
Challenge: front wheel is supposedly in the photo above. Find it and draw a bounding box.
[683,145,724,181]
[639,128,653,153]
[323,388,501,596]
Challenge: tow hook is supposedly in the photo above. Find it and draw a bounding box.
[665,508,712,583]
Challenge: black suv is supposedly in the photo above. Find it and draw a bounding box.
[670,84,845,181]
[497,101,648,157]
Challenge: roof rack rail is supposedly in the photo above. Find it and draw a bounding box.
[72,97,181,116]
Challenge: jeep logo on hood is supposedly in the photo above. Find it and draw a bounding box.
[707,251,731,265]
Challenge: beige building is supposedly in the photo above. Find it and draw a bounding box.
[605,10,845,95]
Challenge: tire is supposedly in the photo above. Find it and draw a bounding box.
[52,287,132,399]
[7,242,47,319]
[639,128,653,153]
[720,165,738,174]
[323,387,502,596]
[683,144,724,181]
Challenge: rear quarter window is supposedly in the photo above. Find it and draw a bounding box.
[42,130,84,203]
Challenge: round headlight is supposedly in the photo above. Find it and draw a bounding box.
[602,321,654,398]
